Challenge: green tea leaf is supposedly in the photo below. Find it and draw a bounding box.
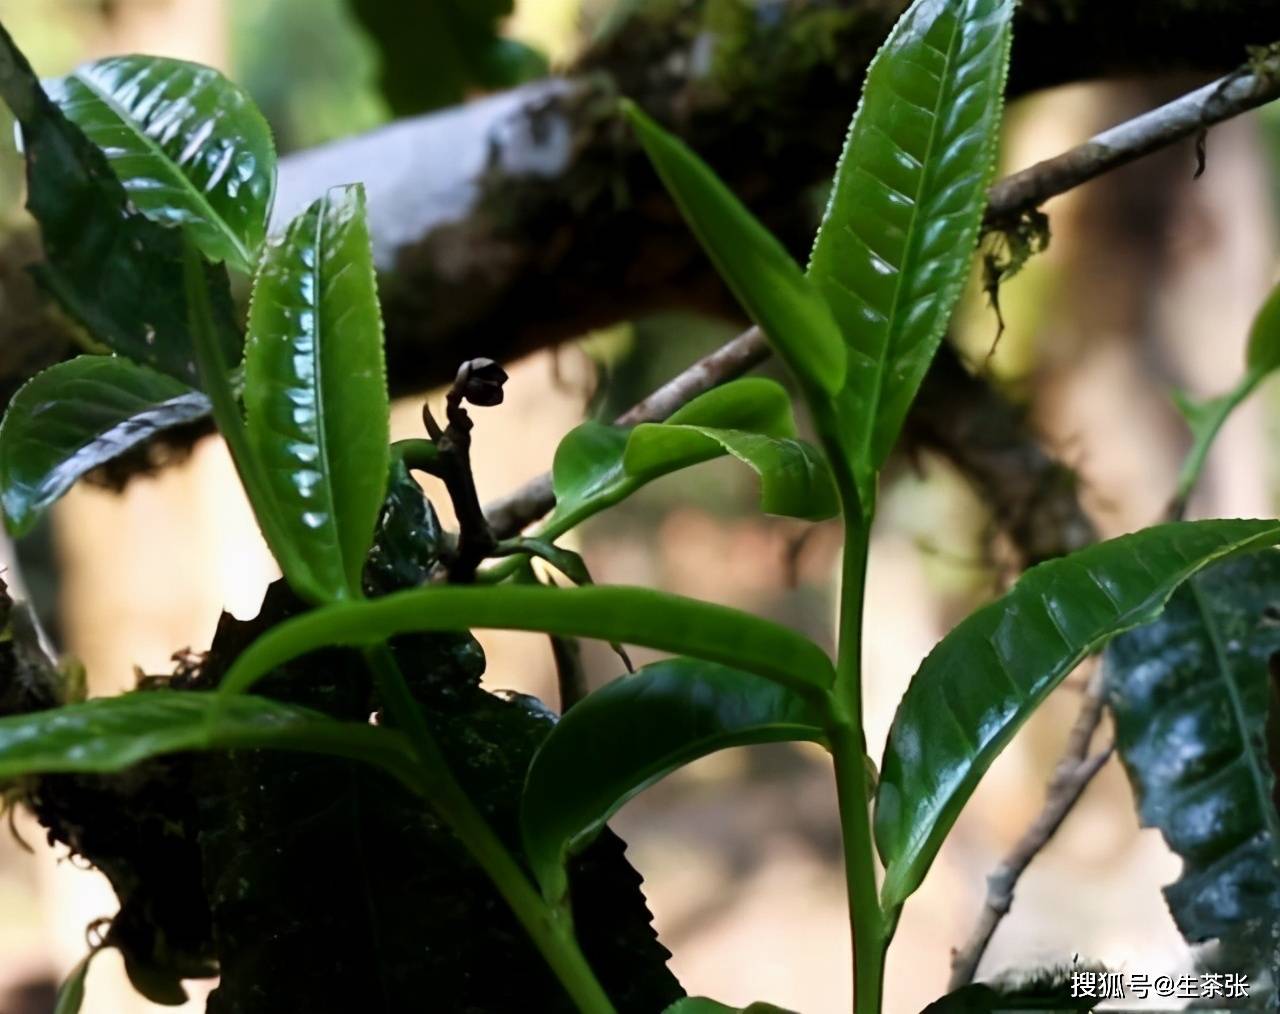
[0,357,209,536]
[1106,553,1280,999]
[625,425,838,521]
[808,0,1015,488]
[522,657,828,905]
[549,378,837,533]
[875,519,1280,912]
[1246,281,1280,376]
[0,691,419,787]
[53,950,97,1014]
[244,183,390,603]
[503,537,593,586]
[623,102,846,397]
[0,22,242,387]
[46,55,277,273]
[218,584,837,698]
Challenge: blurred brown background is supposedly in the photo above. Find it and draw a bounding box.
[0,1,1277,1012]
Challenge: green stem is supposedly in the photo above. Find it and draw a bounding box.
[392,438,442,474]
[1170,370,1261,517]
[831,716,886,1014]
[362,645,616,1014]
[830,506,886,1014]
[813,396,887,1014]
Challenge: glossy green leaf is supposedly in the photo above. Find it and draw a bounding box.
[808,0,1015,487]
[46,55,277,273]
[626,425,838,521]
[218,584,836,698]
[1106,553,1280,999]
[0,691,419,787]
[244,183,390,603]
[1246,280,1280,376]
[874,519,1280,911]
[623,101,846,397]
[0,22,242,387]
[549,378,837,533]
[0,356,209,536]
[522,657,828,905]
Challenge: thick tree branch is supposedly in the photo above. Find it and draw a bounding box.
[2,1,1276,554]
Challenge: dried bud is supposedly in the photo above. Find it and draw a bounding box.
[456,358,508,407]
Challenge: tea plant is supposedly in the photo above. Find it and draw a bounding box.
[0,1,1277,1012]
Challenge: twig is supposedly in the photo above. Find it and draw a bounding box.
[985,52,1280,223]
[419,359,509,581]
[948,669,1113,989]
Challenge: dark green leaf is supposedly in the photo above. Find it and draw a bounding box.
[349,0,546,115]
[362,457,446,595]
[808,0,1015,488]
[0,690,418,786]
[244,183,390,603]
[1246,281,1280,376]
[0,22,242,387]
[549,378,837,533]
[623,102,846,397]
[198,580,681,1014]
[522,657,828,905]
[219,584,837,698]
[875,519,1280,911]
[0,357,209,536]
[1106,553,1280,998]
[46,55,276,273]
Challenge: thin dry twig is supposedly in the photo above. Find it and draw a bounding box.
[986,52,1280,223]
[948,668,1113,988]
[483,56,1280,540]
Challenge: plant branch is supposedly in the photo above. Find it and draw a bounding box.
[948,668,1112,988]
[985,49,1280,226]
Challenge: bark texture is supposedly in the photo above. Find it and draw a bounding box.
[5,0,1280,399]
